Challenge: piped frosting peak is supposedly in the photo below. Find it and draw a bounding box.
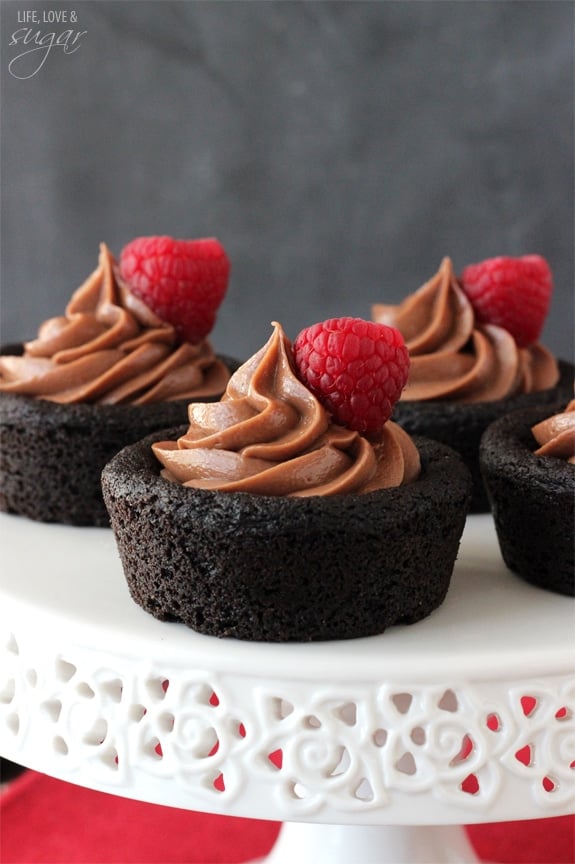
[0,244,229,404]
[153,322,420,496]
[373,257,558,403]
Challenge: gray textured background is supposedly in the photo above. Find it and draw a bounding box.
[1,0,573,363]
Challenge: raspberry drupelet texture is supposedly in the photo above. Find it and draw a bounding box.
[460,255,552,348]
[119,236,230,344]
[293,317,410,435]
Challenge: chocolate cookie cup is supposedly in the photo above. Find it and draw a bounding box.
[372,256,570,513]
[480,403,575,597]
[102,432,471,642]
[0,348,239,527]
[392,358,574,514]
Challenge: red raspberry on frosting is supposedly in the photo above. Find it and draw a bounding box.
[293,317,410,436]
[119,236,230,344]
[460,255,552,348]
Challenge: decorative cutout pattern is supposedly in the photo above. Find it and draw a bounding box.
[1,628,574,819]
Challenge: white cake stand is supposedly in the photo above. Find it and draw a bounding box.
[0,511,573,864]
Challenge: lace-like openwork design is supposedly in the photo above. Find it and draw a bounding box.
[2,628,573,822]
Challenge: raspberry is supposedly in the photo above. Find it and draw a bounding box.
[460,255,552,348]
[293,317,410,436]
[119,236,230,344]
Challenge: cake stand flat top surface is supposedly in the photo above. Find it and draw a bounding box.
[1,511,573,683]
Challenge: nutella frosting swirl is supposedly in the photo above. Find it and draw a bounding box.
[373,257,559,403]
[0,244,229,405]
[532,399,575,464]
[153,322,420,496]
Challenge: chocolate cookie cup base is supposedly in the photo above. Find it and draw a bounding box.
[102,434,472,642]
[480,403,575,597]
[391,359,573,514]
[0,353,239,527]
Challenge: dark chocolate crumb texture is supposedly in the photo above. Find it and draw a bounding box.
[0,353,238,527]
[0,389,196,526]
[0,237,235,526]
[102,432,471,641]
[102,319,471,642]
[480,403,575,597]
[392,359,573,514]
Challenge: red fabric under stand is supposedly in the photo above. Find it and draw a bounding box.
[1,770,574,864]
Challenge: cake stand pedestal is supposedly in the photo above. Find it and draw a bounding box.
[1,513,573,864]
[260,822,481,864]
